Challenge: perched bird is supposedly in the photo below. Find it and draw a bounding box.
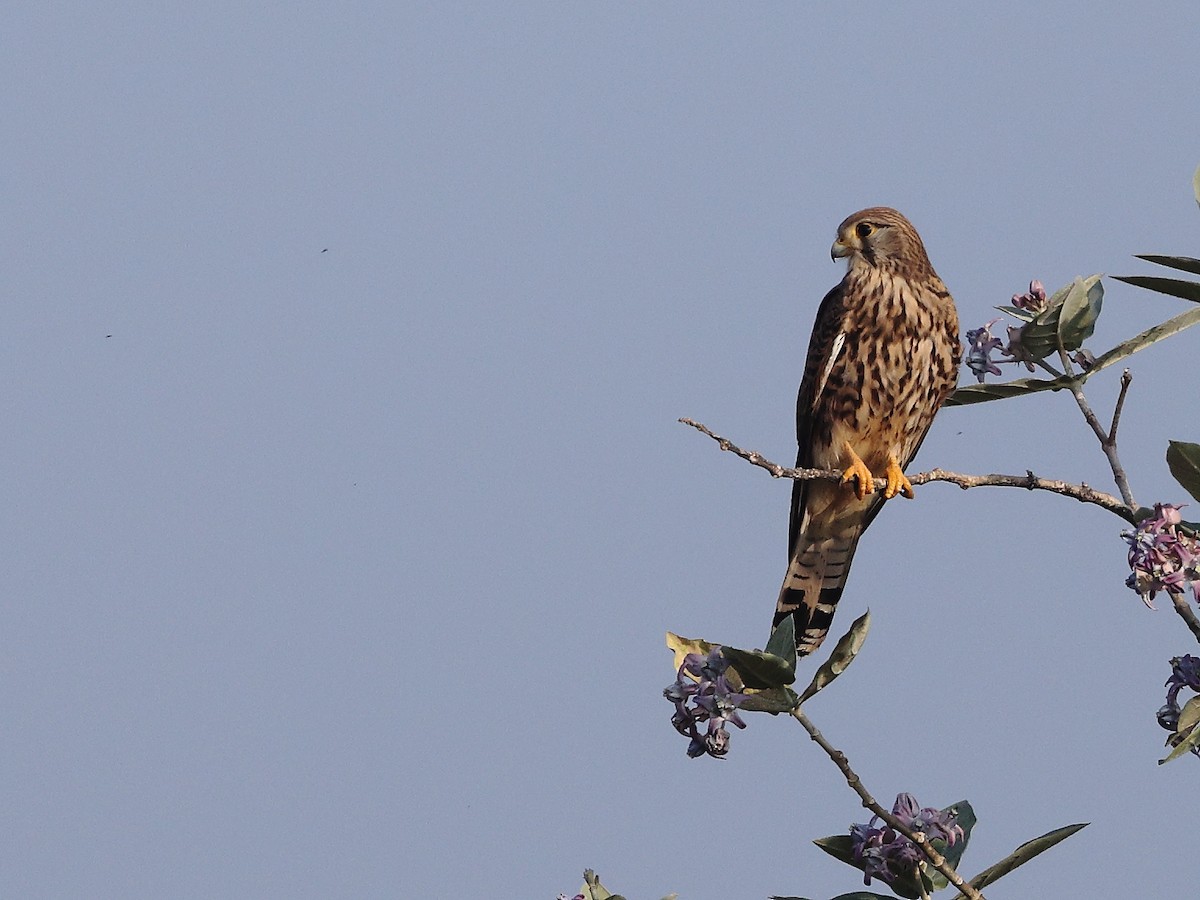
[775,208,960,656]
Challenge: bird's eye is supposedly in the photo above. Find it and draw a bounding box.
[855,222,874,239]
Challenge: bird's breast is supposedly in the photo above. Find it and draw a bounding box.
[810,276,958,472]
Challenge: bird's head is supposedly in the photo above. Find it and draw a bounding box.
[830,207,933,278]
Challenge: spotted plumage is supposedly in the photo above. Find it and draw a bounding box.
[775,208,960,656]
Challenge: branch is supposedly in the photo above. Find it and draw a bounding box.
[1109,369,1132,448]
[1169,590,1200,645]
[790,706,986,900]
[1056,351,1138,510]
[679,418,1138,524]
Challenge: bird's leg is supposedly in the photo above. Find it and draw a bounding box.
[839,441,876,500]
[883,453,915,500]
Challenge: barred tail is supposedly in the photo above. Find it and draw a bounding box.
[773,531,863,656]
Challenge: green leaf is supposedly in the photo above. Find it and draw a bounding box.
[1160,698,1200,764]
[1057,275,1104,350]
[942,800,976,868]
[738,685,800,713]
[1166,441,1200,503]
[954,823,1088,895]
[1178,694,1200,734]
[812,834,857,866]
[722,645,796,689]
[1110,275,1200,303]
[1011,298,1064,361]
[924,801,977,891]
[1159,717,1200,764]
[1085,304,1200,374]
[1134,254,1200,276]
[994,304,1035,322]
[799,610,872,704]
[765,615,799,673]
[947,374,1069,406]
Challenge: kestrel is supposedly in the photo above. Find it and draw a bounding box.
[775,208,960,656]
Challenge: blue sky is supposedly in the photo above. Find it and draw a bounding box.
[2,4,1199,898]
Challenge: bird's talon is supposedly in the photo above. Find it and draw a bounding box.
[839,442,876,500]
[884,456,914,500]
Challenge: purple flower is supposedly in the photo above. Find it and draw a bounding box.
[964,320,1004,383]
[1159,655,1200,758]
[664,648,748,759]
[1166,654,1200,706]
[891,793,965,847]
[1002,323,1038,372]
[851,823,900,885]
[1011,279,1048,313]
[849,794,964,888]
[1121,504,1200,608]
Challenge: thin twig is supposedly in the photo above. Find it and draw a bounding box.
[1033,358,1064,379]
[679,418,1138,524]
[1169,590,1200,645]
[1109,369,1133,450]
[1056,349,1138,511]
[790,707,986,900]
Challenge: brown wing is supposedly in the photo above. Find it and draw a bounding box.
[778,277,886,655]
[788,278,855,553]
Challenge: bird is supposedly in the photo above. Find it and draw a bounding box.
[774,207,961,656]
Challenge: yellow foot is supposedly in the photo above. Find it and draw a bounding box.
[839,441,876,500]
[884,454,915,500]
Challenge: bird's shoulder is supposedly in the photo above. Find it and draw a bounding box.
[798,280,850,380]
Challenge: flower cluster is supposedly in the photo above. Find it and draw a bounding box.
[1157,655,1200,758]
[1004,279,1049,373]
[964,319,1004,383]
[849,794,965,888]
[1121,503,1200,608]
[963,280,1048,382]
[663,648,747,758]
[965,279,1096,383]
[1011,278,1048,313]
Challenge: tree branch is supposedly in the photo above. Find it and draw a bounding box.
[1169,590,1200,645]
[1056,351,1138,510]
[1109,369,1132,447]
[679,418,1138,524]
[790,706,986,900]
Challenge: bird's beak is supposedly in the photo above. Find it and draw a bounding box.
[831,238,850,261]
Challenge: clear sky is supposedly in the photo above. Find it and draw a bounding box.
[2,4,1198,898]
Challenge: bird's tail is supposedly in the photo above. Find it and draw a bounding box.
[773,530,864,656]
